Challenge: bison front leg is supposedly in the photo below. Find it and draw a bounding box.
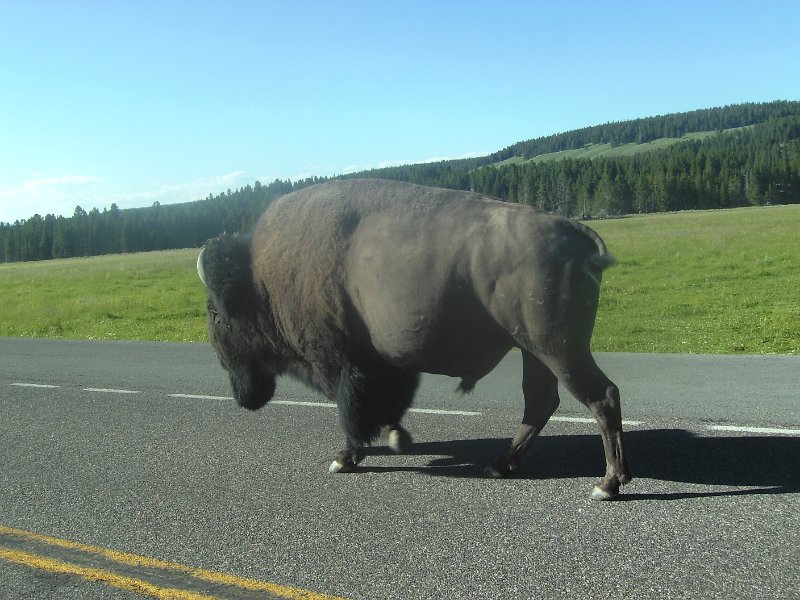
[329,442,366,473]
[327,426,411,473]
[328,364,419,473]
[487,351,559,478]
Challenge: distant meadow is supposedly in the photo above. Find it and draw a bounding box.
[588,205,798,354]
[0,249,206,342]
[0,204,797,354]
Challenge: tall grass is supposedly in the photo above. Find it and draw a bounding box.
[0,205,797,353]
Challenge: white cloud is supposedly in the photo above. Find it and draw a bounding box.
[0,175,104,223]
[21,175,103,190]
[0,171,251,224]
[105,171,249,206]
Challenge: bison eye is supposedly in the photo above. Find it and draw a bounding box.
[210,309,232,330]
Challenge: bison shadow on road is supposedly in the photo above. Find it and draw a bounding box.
[363,429,800,499]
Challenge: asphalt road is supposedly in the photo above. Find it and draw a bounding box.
[1,338,798,598]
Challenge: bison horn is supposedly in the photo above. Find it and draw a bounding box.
[197,248,207,286]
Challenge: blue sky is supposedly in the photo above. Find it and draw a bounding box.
[1,1,799,224]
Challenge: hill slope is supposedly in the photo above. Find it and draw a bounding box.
[344,100,800,215]
[2,100,799,263]
[494,129,740,166]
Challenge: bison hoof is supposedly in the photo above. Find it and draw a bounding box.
[328,448,365,474]
[385,428,412,454]
[484,463,516,478]
[484,459,519,479]
[590,485,620,501]
[484,465,506,479]
[329,459,357,474]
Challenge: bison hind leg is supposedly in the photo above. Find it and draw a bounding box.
[486,351,560,479]
[381,425,413,454]
[545,351,631,500]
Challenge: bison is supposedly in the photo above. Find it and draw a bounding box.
[198,179,631,500]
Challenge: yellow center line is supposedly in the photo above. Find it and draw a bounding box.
[0,524,347,600]
[0,546,217,600]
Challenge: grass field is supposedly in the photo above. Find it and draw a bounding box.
[0,204,797,354]
[0,249,207,342]
[589,204,799,354]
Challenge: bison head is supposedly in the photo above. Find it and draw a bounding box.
[198,234,278,410]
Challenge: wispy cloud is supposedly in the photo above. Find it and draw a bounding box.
[104,171,249,206]
[0,175,104,223]
[21,175,103,190]
[0,171,251,224]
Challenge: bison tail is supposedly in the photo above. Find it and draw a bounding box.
[570,219,615,283]
[583,250,615,288]
[567,219,616,274]
[577,224,615,288]
[588,250,616,271]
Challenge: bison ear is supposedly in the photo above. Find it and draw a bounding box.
[200,234,256,319]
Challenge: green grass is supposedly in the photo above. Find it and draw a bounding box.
[0,249,208,342]
[1,204,798,354]
[589,205,799,354]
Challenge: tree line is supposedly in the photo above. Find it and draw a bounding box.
[0,178,319,263]
[344,102,800,215]
[1,101,799,263]
[487,99,800,159]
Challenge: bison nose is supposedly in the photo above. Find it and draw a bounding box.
[197,248,207,286]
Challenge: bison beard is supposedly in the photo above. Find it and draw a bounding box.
[199,179,632,500]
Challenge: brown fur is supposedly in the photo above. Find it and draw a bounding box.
[201,179,631,498]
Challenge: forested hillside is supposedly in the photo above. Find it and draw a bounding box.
[2,100,799,263]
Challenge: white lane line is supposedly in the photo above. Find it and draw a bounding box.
[552,416,643,426]
[273,400,482,416]
[169,393,233,401]
[11,383,60,389]
[170,395,482,416]
[552,416,595,424]
[710,425,800,436]
[71,389,799,435]
[170,394,634,422]
[273,399,337,409]
[410,408,482,416]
